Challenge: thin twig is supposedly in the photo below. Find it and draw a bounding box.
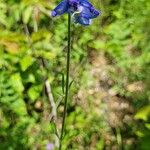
[41,58,57,122]
[45,78,57,121]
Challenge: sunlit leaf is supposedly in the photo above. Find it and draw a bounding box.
[135,105,150,121]
[10,73,24,93]
[23,6,33,24]
[27,85,42,102]
[20,55,34,71]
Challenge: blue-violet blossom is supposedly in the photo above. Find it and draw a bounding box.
[51,0,100,25]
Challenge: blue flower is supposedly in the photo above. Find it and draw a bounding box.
[51,0,100,25]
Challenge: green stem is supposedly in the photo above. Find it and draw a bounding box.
[59,13,71,150]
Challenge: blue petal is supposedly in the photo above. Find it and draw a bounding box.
[79,1,100,19]
[74,15,91,26]
[69,0,80,6]
[80,0,93,9]
[90,7,100,18]
[68,0,80,13]
[80,7,99,19]
[51,0,68,17]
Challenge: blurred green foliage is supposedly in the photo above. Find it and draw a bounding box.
[0,0,150,149]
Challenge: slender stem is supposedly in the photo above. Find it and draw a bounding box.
[59,14,71,150]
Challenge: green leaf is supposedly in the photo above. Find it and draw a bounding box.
[96,138,104,150]
[145,123,150,129]
[22,6,33,24]
[69,80,74,89]
[24,73,35,83]
[10,73,24,93]
[11,98,27,115]
[20,55,34,71]
[135,105,150,121]
[27,85,42,102]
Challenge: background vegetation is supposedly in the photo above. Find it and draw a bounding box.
[0,0,150,149]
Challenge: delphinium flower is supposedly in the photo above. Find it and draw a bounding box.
[51,0,100,25]
[51,1,100,150]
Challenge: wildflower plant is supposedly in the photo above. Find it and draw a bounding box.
[51,0,100,149]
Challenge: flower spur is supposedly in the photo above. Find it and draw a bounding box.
[51,0,100,25]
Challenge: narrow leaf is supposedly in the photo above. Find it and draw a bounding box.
[61,73,65,94]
